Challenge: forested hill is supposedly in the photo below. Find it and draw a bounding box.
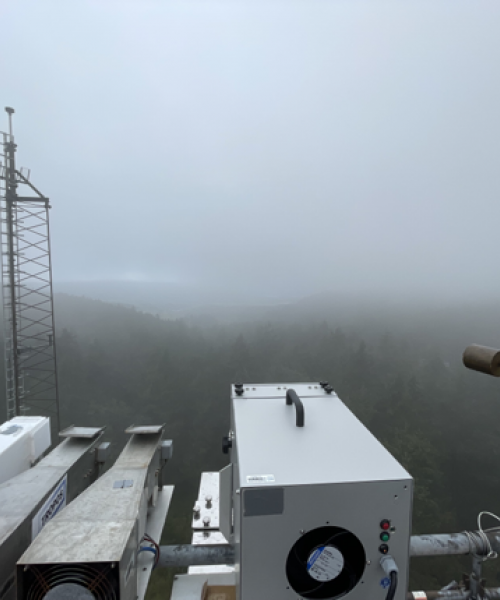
[49,292,500,591]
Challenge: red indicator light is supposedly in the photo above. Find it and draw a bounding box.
[380,519,391,530]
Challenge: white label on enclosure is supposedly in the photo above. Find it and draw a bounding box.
[31,475,67,540]
[307,545,344,581]
[246,474,275,483]
[412,593,427,600]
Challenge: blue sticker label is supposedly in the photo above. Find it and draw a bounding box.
[307,546,324,570]
[380,577,391,589]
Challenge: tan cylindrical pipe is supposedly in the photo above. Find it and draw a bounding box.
[463,344,500,377]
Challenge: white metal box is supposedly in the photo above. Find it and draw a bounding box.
[0,416,50,485]
[228,383,413,600]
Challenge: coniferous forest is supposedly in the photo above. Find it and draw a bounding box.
[4,291,500,597]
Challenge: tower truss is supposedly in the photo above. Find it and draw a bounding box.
[0,107,60,431]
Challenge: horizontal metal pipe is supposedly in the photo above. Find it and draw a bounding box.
[157,544,235,568]
[157,529,500,569]
[410,531,500,557]
[407,589,500,600]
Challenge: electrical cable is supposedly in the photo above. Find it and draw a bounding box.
[386,571,398,600]
[138,547,157,558]
[380,555,398,600]
[143,534,160,567]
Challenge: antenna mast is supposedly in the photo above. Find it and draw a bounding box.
[0,108,60,433]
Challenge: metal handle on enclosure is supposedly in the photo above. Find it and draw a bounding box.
[286,389,305,427]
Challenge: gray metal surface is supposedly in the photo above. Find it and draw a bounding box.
[125,425,165,435]
[59,426,105,439]
[19,431,162,564]
[232,387,411,488]
[0,432,105,600]
[192,472,220,531]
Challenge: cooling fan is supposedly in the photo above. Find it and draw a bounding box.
[23,564,119,600]
[286,526,366,599]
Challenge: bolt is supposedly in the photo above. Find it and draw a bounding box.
[193,504,200,519]
[205,495,213,508]
[203,516,211,527]
[366,560,371,565]
[300,529,306,535]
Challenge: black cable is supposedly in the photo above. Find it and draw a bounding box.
[386,571,398,600]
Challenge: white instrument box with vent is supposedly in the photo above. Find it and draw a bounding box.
[221,383,413,600]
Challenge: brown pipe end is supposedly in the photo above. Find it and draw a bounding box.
[463,344,500,377]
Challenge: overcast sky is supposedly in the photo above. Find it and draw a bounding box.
[2,0,500,300]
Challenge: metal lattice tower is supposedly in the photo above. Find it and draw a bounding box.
[0,107,60,432]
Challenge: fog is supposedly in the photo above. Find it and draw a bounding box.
[2,0,500,303]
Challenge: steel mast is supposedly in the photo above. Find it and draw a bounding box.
[0,107,60,433]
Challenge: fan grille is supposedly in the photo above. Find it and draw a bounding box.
[22,564,118,600]
[286,526,366,599]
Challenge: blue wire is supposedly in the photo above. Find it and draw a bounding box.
[138,546,158,568]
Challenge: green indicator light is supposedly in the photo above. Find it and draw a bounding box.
[380,532,390,542]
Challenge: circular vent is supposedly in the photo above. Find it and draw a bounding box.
[286,526,366,599]
[25,565,117,600]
